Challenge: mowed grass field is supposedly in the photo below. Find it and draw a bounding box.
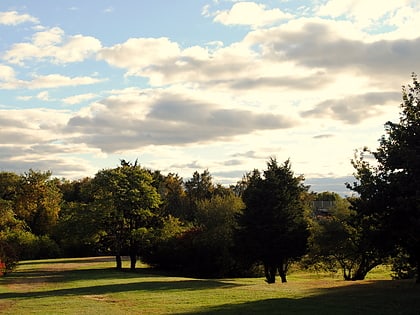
[1,257,419,315]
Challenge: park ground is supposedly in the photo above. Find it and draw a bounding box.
[1,257,419,314]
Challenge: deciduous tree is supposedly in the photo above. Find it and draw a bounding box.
[91,160,161,270]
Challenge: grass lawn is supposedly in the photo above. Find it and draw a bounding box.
[0,257,419,314]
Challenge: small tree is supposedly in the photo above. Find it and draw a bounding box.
[237,158,309,283]
[0,200,27,274]
[307,192,388,280]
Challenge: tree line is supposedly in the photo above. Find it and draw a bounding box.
[1,74,419,283]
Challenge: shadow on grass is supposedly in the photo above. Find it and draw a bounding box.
[174,280,420,315]
[16,256,115,266]
[0,267,241,300]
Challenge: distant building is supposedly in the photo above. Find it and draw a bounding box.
[311,200,335,218]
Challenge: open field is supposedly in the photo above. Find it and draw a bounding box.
[1,257,419,314]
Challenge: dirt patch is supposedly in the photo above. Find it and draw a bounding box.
[0,300,16,313]
[5,256,115,292]
[83,294,119,303]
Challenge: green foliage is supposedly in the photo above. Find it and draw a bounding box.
[14,170,62,236]
[238,158,309,283]
[0,202,22,273]
[307,193,385,280]
[348,73,420,282]
[143,188,245,277]
[91,160,161,270]
[391,247,417,280]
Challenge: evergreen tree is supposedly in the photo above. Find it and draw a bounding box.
[238,158,309,283]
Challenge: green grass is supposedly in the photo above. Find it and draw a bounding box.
[1,257,419,314]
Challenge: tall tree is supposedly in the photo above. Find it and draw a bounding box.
[91,160,161,270]
[238,158,309,283]
[349,74,420,282]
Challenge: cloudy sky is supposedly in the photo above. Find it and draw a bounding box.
[1,0,419,195]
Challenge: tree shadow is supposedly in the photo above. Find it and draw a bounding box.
[174,280,420,315]
[0,267,242,300]
[16,256,115,266]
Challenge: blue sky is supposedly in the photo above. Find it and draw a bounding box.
[1,0,419,195]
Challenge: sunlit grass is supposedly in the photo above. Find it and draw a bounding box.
[0,257,418,315]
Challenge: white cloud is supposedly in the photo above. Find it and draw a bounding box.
[212,2,293,28]
[32,27,64,47]
[98,37,181,75]
[301,92,401,124]
[17,96,32,101]
[0,107,101,178]
[64,90,297,153]
[4,27,102,65]
[0,73,105,90]
[0,11,39,25]
[0,65,15,81]
[37,91,50,101]
[1,1,417,188]
[317,0,416,30]
[62,93,98,105]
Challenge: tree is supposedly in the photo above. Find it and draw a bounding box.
[307,192,387,280]
[14,170,62,236]
[238,158,309,283]
[0,172,20,202]
[185,193,244,277]
[91,160,161,270]
[55,177,103,257]
[153,172,188,220]
[0,200,25,274]
[349,74,420,282]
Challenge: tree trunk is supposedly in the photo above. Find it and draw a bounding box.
[343,266,352,281]
[416,259,420,284]
[115,254,122,270]
[352,267,367,281]
[264,263,276,284]
[278,265,287,283]
[130,253,137,271]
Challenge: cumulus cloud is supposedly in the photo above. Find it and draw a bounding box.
[4,27,101,65]
[317,0,415,29]
[98,37,181,74]
[97,17,419,96]
[2,2,418,187]
[65,92,297,153]
[212,2,293,28]
[246,19,420,79]
[0,108,101,178]
[301,92,401,123]
[0,11,39,25]
[0,108,69,146]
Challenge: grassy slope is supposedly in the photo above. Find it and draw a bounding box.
[0,257,419,315]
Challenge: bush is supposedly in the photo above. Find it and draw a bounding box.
[391,248,417,280]
[7,231,61,260]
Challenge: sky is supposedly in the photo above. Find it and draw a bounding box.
[1,0,419,196]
